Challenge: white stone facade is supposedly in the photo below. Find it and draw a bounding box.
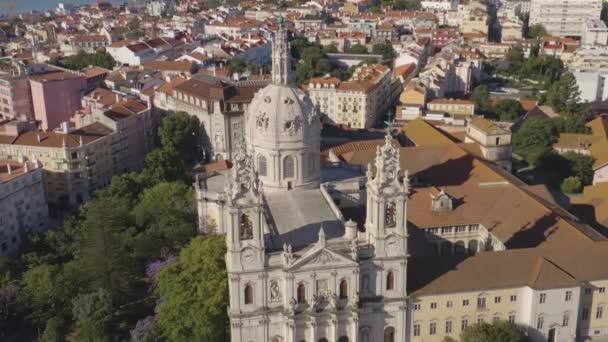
[529,0,602,38]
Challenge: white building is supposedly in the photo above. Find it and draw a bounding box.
[196,21,409,342]
[421,0,458,11]
[582,19,608,47]
[307,64,393,129]
[0,159,48,255]
[529,0,602,37]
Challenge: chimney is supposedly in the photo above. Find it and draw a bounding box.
[6,163,12,175]
[63,137,68,149]
[24,162,29,173]
[61,121,70,134]
[344,219,358,240]
[79,135,84,146]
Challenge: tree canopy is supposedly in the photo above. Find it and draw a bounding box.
[461,321,526,342]
[52,50,115,71]
[470,85,492,114]
[527,24,547,39]
[156,235,228,341]
[513,118,556,166]
[158,111,202,163]
[493,98,524,122]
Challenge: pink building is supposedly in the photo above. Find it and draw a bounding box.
[30,71,86,131]
[0,75,34,120]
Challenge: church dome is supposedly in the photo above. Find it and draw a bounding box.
[247,84,317,145]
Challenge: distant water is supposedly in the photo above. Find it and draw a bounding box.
[8,0,127,14]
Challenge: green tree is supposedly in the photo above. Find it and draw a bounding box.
[347,44,369,54]
[227,57,247,74]
[71,288,113,342]
[527,23,547,39]
[140,147,185,186]
[470,85,492,114]
[132,182,196,260]
[106,172,143,206]
[545,72,581,113]
[159,112,201,163]
[493,98,524,121]
[323,43,338,53]
[563,152,594,185]
[156,235,228,341]
[56,51,115,70]
[561,176,582,194]
[295,62,315,85]
[315,58,332,75]
[372,41,396,62]
[460,321,525,342]
[78,196,135,301]
[506,47,525,71]
[42,316,66,342]
[513,118,556,166]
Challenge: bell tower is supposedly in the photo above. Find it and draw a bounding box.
[222,137,266,273]
[364,128,409,259]
[271,16,293,85]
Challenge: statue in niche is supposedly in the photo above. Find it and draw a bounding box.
[270,281,281,302]
[239,213,253,240]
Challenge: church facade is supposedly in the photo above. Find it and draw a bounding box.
[195,18,608,342]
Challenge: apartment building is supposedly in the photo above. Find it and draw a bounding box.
[0,159,48,255]
[308,64,393,129]
[0,74,33,121]
[582,19,608,47]
[106,37,185,66]
[529,0,602,37]
[29,71,87,131]
[163,75,268,160]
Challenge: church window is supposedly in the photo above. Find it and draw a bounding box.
[461,318,468,331]
[563,312,570,326]
[240,214,253,240]
[445,320,453,334]
[383,327,395,342]
[283,156,295,178]
[536,315,544,329]
[413,323,420,336]
[386,271,395,290]
[385,202,396,228]
[297,283,306,303]
[258,155,267,176]
[339,280,348,299]
[244,284,253,304]
[597,305,604,319]
[338,337,349,342]
[429,322,437,335]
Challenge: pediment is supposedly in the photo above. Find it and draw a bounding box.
[288,247,357,270]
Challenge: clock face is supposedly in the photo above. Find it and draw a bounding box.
[242,248,256,266]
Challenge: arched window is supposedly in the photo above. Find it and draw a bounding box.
[297,283,306,303]
[384,327,395,342]
[468,239,478,254]
[385,202,396,228]
[455,240,466,254]
[258,155,267,176]
[240,214,253,240]
[360,327,370,342]
[318,339,329,342]
[338,337,349,342]
[283,155,295,179]
[386,271,395,290]
[339,279,348,299]
[244,284,253,304]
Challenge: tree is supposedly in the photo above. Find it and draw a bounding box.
[42,316,66,342]
[347,44,369,54]
[227,57,247,74]
[139,147,185,186]
[158,112,201,163]
[55,51,115,71]
[461,321,525,342]
[506,47,525,71]
[493,98,524,121]
[527,24,547,39]
[513,118,556,166]
[71,288,113,342]
[372,41,396,62]
[77,196,135,301]
[132,182,196,260]
[470,85,492,114]
[156,235,228,341]
[107,172,143,206]
[545,72,581,113]
[563,152,594,185]
[561,176,582,194]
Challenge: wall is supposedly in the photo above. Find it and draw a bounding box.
[31,76,86,131]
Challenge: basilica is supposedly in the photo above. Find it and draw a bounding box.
[196,18,608,342]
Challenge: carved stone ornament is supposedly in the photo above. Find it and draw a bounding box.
[309,250,334,265]
[256,111,269,131]
[270,281,281,302]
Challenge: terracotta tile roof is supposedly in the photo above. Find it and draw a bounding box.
[30,71,85,83]
[429,98,474,106]
[156,77,187,95]
[81,66,110,78]
[105,99,148,121]
[402,118,456,146]
[553,133,595,150]
[142,60,193,72]
[11,123,112,148]
[0,160,37,183]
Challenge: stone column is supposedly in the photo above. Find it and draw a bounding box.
[308,319,317,342]
[350,316,359,342]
